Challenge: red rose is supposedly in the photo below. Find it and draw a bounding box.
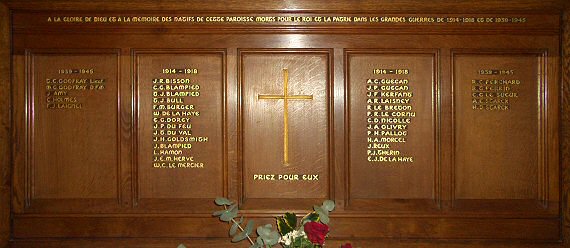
[303,222,329,245]
[341,243,353,248]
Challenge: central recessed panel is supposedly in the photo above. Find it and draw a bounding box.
[241,51,330,200]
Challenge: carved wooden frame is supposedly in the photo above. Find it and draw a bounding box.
[0,1,568,247]
[561,8,570,247]
[449,49,553,211]
[132,49,229,212]
[237,48,335,210]
[343,49,441,211]
[13,49,122,213]
[0,3,11,248]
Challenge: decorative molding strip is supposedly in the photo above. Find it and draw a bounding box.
[561,9,570,245]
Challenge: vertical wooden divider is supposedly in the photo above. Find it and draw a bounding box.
[0,3,11,248]
[562,7,570,246]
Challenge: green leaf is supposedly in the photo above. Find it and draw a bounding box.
[301,211,320,225]
[230,216,244,235]
[220,204,238,222]
[256,224,280,246]
[212,209,226,217]
[229,204,238,212]
[276,217,292,236]
[321,200,335,212]
[277,212,296,236]
[220,210,237,222]
[284,212,297,229]
[231,230,248,242]
[314,206,330,224]
[230,221,239,236]
[250,239,264,248]
[245,220,255,235]
[314,206,328,218]
[319,213,330,224]
[298,237,314,246]
[257,224,272,237]
[214,197,233,206]
[177,244,187,248]
[256,237,264,245]
[264,231,280,246]
[231,221,254,243]
[230,216,243,236]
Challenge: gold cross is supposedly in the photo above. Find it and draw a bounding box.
[258,68,313,166]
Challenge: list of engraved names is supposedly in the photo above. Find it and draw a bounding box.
[366,69,415,164]
[46,68,106,110]
[152,68,208,169]
[471,69,520,111]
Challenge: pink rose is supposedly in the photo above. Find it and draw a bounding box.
[304,222,329,245]
[341,243,353,248]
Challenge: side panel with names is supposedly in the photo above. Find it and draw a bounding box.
[26,50,120,212]
[453,51,547,210]
[135,50,226,210]
[346,50,437,211]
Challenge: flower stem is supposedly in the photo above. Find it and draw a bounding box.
[224,205,255,245]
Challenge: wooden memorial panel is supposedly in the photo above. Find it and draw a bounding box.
[23,50,120,212]
[240,50,332,208]
[453,51,548,210]
[2,3,565,247]
[346,50,437,211]
[135,50,226,211]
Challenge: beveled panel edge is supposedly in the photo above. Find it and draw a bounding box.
[22,49,122,212]
[237,48,335,208]
[6,238,569,248]
[131,48,228,209]
[343,49,441,210]
[561,9,570,246]
[3,0,566,13]
[10,216,562,240]
[450,49,551,209]
[0,3,11,248]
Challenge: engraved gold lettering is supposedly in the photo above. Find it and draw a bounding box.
[471,69,520,111]
[152,69,207,169]
[366,71,415,164]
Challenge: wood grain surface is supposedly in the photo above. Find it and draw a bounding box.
[3,0,566,12]
[134,50,227,212]
[562,8,570,248]
[1,1,568,248]
[240,50,331,203]
[31,51,119,200]
[346,50,438,211]
[7,238,568,248]
[0,3,10,248]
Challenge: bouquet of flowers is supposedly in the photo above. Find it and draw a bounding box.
[179,197,352,248]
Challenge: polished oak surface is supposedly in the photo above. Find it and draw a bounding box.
[241,50,331,202]
[1,1,569,248]
[0,4,11,248]
[3,0,567,12]
[135,51,226,212]
[346,51,437,211]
